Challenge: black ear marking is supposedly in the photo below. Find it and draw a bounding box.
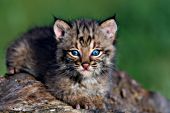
[52,15,58,22]
[112,14,117,21]
[99,14,118,25]
[52,15,72,28]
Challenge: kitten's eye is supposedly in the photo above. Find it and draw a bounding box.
[91,49,101,56]
[70,50,80,56]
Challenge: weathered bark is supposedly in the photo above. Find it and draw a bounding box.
[0,71,170,113]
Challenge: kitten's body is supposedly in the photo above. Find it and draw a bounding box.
[6,27,57,80]
[6,18,117,110]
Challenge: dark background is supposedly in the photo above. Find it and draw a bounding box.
[0,0,170,99]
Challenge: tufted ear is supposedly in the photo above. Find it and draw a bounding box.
[53,19,71,40]
[100,18,117,42]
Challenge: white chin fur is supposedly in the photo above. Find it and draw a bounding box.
[78,66,94,77]
[80,70,93,77]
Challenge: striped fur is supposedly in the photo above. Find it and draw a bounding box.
[46,18,117,109]
[6,18,118,110]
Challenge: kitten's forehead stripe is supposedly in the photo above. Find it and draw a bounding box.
[72,19,97,47]
[75,42,78,49]
[79,36,85,46]
[75,22,80,36]
[93,41,96,49]
[87,36,91,45]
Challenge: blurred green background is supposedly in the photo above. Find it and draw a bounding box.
[0,0,170,99]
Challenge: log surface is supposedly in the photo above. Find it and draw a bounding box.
[0,72,170,113]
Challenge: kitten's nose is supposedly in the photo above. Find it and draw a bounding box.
[82,62,90,70]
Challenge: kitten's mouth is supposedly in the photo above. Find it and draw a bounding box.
[76,65,96,77]
[78,67,95,77]
[82,68,89,71]
[81,69,91,72]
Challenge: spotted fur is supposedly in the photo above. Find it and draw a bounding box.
[6,18,118,110]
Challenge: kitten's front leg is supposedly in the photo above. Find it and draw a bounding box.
[64,94,105,110]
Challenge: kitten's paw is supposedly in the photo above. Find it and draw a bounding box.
[75,103,96,110]
[84,104,96,110]
[76,104,81,109]
[0,76,6,83]
[82,103,96,110]
[7,67,18,75]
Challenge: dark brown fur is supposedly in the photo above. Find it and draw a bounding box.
[6,27,57,81]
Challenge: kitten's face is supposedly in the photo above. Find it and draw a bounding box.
[54,19,117,78]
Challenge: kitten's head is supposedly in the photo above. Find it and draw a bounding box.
[53,18,117,79]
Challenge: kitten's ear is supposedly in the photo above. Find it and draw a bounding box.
[99,18,117,42]
[53,19,71,40]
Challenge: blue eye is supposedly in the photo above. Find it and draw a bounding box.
[91,49,100,56]
[70,50,80,56]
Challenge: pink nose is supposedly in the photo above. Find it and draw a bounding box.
[82,63,90,70]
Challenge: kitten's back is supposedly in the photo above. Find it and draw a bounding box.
[6,27,57,80]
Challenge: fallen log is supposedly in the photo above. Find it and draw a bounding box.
[0,71,169,113]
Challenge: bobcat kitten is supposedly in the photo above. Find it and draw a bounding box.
[6,18,118,109]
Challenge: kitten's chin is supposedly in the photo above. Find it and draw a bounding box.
[77,66,98,78]
[79,70,93,78]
